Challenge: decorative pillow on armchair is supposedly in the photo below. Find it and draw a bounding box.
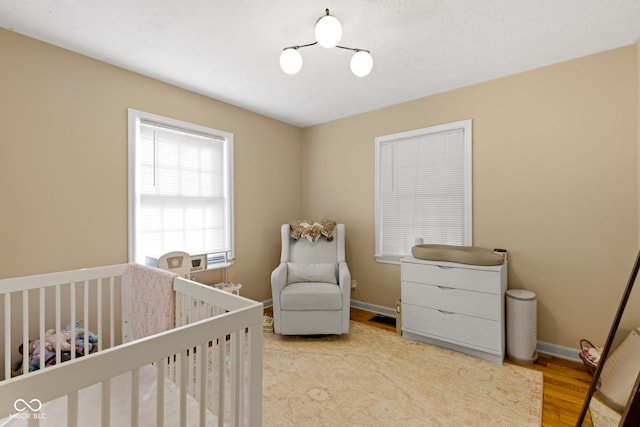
[287,263,338,285]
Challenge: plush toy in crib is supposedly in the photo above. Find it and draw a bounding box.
[35,329,73,352]
[63,321,98,356]
[18,321,99,373]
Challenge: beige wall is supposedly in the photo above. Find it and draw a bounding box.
[2,28,639,349]
[0,29,302,303]
[302,45,639,348]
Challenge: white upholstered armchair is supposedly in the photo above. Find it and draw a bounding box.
[270,223,351,335]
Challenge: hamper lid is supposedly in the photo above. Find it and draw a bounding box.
[506,289,536,301]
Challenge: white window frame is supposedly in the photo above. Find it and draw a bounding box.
[374,119,472,264]
[127,109,234,265]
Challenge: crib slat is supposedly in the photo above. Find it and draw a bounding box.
[56,285,61,365]
[67,390,78,427]
[217,336,225,427]
[70,282,76,361]
[39,287,45,372]
[22,290,29,377]
[179,351,187,427]
[192,345,198,397]
[109,276,115,348]
[198,342,207,427]
[239,330,246,424]
[101,379,111,427]
[209,340,216,421]
[4,294,10,380]
[248,323,263,427]
[156,360,165,427]
[130,368,139,427]
[230,331,241,426]
[83,280,89,356]
[97,278,103,352]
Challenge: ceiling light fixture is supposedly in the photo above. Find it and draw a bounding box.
[280,8,373,77]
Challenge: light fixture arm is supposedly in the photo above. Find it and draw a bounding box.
[336,45,370,54]
[283,43,369,54]
[282,41,318,51]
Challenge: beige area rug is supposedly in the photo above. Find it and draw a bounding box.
[263,321,543,426]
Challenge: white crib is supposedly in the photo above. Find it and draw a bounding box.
[0,263,263,426]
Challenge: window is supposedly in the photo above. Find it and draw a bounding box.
[128,109,233,265]
[374,119,472,264]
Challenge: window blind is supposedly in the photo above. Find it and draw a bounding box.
[375,120,471,262]
[128,109,233,264]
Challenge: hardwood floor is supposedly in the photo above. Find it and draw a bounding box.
[523,352,593,426]
[265,306,595,426]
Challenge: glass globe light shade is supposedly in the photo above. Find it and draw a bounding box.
[280,48,303,75]
[350,50,373,77]
[315,14,342,48]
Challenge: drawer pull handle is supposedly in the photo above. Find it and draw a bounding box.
[438,310,456,315]
[437,286,455,291]
[437,266,454,269]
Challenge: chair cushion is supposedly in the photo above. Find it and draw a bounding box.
[280,282,343,311]
[287,262,337,285]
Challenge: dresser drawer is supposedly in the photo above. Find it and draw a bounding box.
[402,304,502,352]
[402,281,501,321]
[402,261,501,294]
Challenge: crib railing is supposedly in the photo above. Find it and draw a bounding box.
[0,264,263,427]
[171,277,264,426]
[0,264,130,382]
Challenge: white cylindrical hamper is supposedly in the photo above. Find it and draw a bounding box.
[506,289,538,365]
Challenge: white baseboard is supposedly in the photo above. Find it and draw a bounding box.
[262,298,397,318]
[536,341,581,363]
[350,299,397,318]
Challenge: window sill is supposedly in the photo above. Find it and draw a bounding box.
[373,255,404,265]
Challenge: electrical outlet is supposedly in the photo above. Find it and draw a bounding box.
[351,280,357,290]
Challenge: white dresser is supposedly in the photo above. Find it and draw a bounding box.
[401,256,507,364]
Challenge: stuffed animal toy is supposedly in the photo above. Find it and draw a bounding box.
[31,329,73,352]
[18,321,99,373]
[62,321,98,355]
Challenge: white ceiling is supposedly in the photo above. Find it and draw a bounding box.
[1,1,640,128]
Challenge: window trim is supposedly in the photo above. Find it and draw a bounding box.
[374,119,472,264]
[127,108,234,264]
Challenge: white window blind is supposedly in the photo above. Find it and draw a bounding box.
[128,109,233,264]
[375,120,472,263]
